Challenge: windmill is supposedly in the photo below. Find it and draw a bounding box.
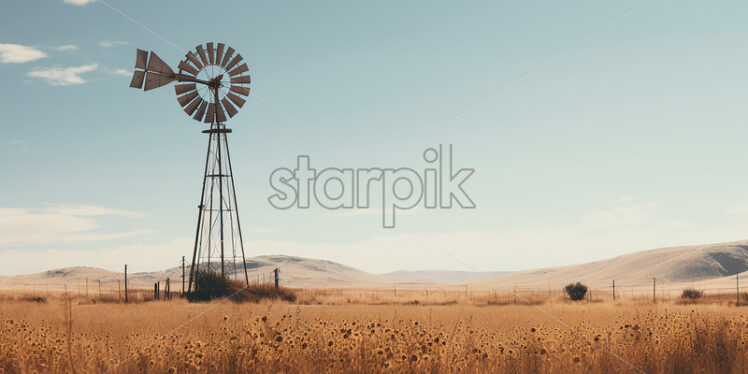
[129,42,252,293]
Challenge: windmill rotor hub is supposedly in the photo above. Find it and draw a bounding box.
[209,75,224,88]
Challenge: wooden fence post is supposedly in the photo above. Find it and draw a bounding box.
[124,264,128,303]
[182,256,186,295]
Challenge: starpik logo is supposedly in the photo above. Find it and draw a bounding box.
[267,145,475,228]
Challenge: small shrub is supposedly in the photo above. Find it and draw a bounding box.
[681,288,703,300]
[21,296,46,303]
[188,270,296,303]
[563,282,588,301]
[187,271,239,301]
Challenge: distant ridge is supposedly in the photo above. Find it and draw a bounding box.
[472,240,748,289]
[1,240,747,290]
[0,255,400,290]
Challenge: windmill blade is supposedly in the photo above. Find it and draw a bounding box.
[193,101,208,121]
[230,75,251,84]
[175,83,197,95]
[220,47,234,67]
[221,97,238,118]
[177,60,199,76]
[229,85,249,96]
[184,96,203,115]
[177,90,199,106]
[226,92,246,108]
[185,51,203,70]
[224,54,242,72]
[215,102,227,122]
[215,43,225,66]
[144,71,176,91]
[147,52,175,76]
[129,70,145,89]
[207,42,215,64]
[204,103,215,123]
[196,44,209,66]
[229,63,249,77]
[135,49,148,69]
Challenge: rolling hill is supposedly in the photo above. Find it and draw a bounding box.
[1,240,746,290]
[0,255,400,290]
[471,240,748,289]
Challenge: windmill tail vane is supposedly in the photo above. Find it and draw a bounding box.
[129,42,252,293]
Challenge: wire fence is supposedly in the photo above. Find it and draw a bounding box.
[0,264,283,303]
[1,272,744,306]
[289,283,746,305]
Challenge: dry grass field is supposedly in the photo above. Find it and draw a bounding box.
[0,290,746,374]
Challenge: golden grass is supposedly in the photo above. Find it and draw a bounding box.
[0,290,746,373]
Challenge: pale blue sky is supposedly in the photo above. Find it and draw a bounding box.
[2,0,748,275]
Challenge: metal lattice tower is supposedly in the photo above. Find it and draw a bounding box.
[128,42,252,292]
[190,122,250,289]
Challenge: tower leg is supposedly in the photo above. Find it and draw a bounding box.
[217,127,225,278]
[188,129,213,293]
[223,135,250,287]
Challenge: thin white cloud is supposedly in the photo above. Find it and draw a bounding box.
[56,44,79,52]
[244,200,748,274]
[332,209,380,217]
[113,69,131,76]
[3,200,748,275]
[26,63,98,86]
[64,230,156,242]
[6,140,29,152]
[249,227,278,234]
[582,201,657,228]
[0,238,189,275]
[332,207,421,217]
[0,43,47,63]
[98,40,129,48]
[0,205,150,247]
[63,0,97,5]
[725,203,748,215]
[41,204,147,218]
